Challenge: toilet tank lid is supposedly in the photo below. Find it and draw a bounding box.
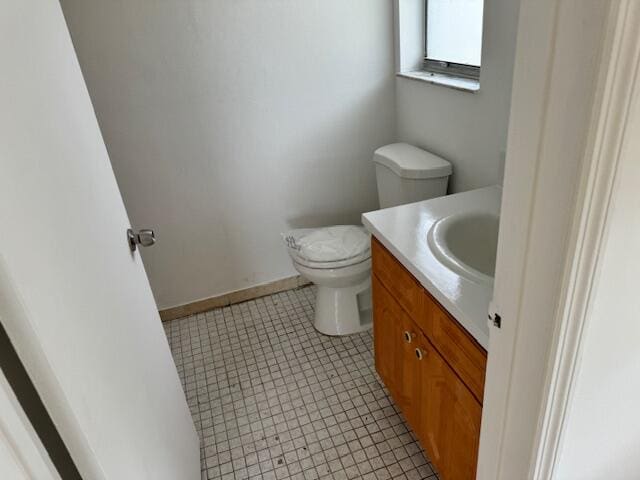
[373,143,452,179]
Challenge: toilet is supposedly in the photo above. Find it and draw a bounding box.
[284,143,452,336]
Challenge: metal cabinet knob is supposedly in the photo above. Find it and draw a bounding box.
[403,331,414,343]
[415,348,424,361]
[127,228,156,252]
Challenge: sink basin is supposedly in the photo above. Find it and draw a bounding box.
[427,211,500,284]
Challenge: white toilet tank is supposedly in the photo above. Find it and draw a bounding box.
[373,143,452,209]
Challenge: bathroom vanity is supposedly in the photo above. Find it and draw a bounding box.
[363,186,501,480]
[372,238,485,479]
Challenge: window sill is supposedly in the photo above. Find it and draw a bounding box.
[397,71,480,93]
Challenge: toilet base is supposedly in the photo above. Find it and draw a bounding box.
[313,277,372,336]
[290,257,373,336]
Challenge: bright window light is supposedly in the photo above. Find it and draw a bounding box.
[426,0,484,72]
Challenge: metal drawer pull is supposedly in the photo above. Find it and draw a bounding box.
[403,331,414,343]
[415,348,424,360]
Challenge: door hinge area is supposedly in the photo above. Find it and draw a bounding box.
[488,300,502,329]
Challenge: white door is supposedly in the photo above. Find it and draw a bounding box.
[476,0,615,478]
[0,1,199,479]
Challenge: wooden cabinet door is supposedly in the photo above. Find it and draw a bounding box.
[372,276,404,404]
[416,336,482,480]
[373,276,421,418]
[398,316,422,427]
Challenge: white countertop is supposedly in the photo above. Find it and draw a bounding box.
[362,185,502,350]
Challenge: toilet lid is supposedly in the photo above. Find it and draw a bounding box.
[283,225,371,265]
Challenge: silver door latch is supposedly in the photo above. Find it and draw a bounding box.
[127,228,156,252]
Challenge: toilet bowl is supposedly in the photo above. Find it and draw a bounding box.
[284,226,372,336]
[284,143,452,336]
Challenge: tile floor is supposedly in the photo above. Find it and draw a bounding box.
[164,286,439,480]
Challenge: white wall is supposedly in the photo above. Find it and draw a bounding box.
[395,0,520,193]
[554,68,640,480]
[60,0,396,309]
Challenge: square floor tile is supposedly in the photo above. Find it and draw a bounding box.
[164,286,439,480]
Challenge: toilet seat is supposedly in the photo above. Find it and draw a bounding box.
[284,225,371,269]
[291,250,371,269]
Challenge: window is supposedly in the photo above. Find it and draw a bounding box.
[424,0,484,79]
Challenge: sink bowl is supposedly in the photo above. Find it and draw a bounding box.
[427,211,500,284]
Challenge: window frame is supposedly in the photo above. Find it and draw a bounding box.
[423,0,482,80]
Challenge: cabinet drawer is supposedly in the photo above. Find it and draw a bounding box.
[372,237,427,328]
[425,294,487,403]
